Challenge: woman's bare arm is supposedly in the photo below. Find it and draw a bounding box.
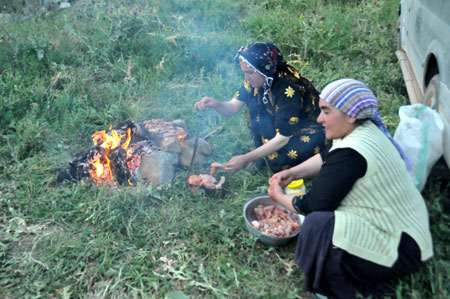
[194,97,244,116]
[284,153,323,180]
[223,133,290,172]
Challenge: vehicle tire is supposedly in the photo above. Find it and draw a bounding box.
[424,74,440,110]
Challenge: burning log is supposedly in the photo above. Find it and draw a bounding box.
[110,148,132,185]
[58,120,137,186]
[57,148,100,183]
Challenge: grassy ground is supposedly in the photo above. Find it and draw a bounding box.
[1,0,449,298]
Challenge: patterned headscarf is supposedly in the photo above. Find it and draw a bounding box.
[320,79,412,172]
[235,42,284,104]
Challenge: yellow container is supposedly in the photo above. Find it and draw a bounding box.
[284,179,306,196]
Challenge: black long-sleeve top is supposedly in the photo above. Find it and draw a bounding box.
[292,144,367,215]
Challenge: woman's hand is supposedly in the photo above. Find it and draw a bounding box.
[223,155,249,173]
[194,97,244,116]
[268,176,284,200]
[194,97,217,111]
[268,176,297,213]
[269,169,296,188]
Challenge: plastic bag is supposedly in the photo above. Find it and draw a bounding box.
[393,104,444,191]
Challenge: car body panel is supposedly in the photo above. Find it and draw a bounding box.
[398,0,450,167]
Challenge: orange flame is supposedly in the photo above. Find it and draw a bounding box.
[92,129,125,150]
[122,128,132,150]
[91,158,104,177]
[90,125,133,185]
[177,134,185,147]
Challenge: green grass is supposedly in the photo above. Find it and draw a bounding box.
[1,0,449,298]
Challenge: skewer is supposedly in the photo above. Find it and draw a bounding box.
[186,130,200,181]
[202,124,225,139]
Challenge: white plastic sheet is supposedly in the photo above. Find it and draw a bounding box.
[394,104,444,191]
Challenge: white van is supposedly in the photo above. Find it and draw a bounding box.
[396,0,450,167]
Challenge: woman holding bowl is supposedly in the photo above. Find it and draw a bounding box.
[268,79,433,298]
[195,42,326,173]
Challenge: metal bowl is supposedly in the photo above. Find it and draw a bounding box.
[243,194,304,246]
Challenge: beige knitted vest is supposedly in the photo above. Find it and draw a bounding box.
[330,121,433,267]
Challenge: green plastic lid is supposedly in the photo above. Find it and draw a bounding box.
[286,179,304,190]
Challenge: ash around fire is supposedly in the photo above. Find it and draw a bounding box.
[57,119,199,187]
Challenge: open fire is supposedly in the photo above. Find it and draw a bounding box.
[57,119,210,187]
[89,126,133,186]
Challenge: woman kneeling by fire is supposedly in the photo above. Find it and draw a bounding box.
[268,79,433,298]
[195,42,326,173]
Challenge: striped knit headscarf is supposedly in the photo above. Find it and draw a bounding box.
[320,79,412,172]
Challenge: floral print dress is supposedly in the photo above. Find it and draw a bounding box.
[235,67,327,172]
